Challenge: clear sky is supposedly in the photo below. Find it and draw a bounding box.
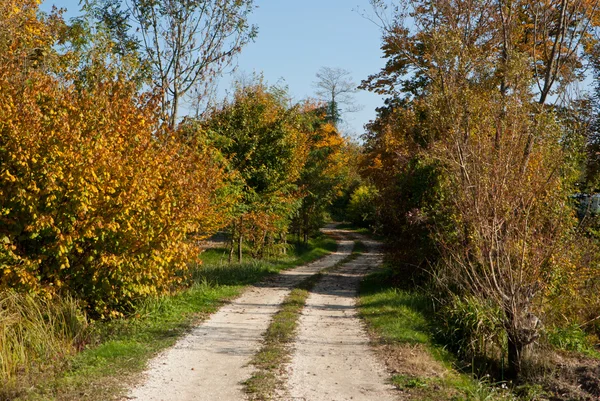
[40,1,387,137]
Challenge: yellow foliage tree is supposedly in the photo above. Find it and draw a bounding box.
[0,0,228,316]
[292,103,352,242]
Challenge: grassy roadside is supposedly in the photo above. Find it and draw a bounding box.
[243,241,365,400]
[359,266,519,401]
[10,235,336,401]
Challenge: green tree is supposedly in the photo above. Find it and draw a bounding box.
[347,185,379,228]
[190,81,308,261]
[74,0,140,58]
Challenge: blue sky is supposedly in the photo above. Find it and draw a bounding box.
[228,1,387,137]
[40,1,386,137]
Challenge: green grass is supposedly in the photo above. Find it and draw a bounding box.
[198,235,337,269]
[243,241,365,400]
[334,224,371,235]
[12,235,336,401]
[243,285,313,400]
[0,291,88,401]
[351,240,368,255]
[359,276,432,345]
[546,324,600,359]
[359,266,517,401]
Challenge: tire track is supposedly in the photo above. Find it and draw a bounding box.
[281,236,398,401]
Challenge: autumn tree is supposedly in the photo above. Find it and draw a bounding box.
[364,0,600,378]
[187,80,308,261]
[291,103,351,242]
[0,0,229,316]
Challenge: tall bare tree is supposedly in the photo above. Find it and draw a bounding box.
[129,0,257,128]
[314,66,361,127]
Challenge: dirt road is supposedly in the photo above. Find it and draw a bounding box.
[126,227,354,401]
[281,236,397,401]
[127,229,397,401]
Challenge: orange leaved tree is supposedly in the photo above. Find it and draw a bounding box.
[364,0,599,378]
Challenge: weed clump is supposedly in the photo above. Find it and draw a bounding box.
[0,290,88,399]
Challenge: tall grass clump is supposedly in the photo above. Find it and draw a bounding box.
[437,295,508,375]
[0,290,88,399]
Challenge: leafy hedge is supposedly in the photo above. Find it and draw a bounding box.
[0,0,228,316]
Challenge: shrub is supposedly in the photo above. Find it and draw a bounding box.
[0,1,229,315]
[546,324,599,356]
[347,185,379,228]
[437,295,507,365]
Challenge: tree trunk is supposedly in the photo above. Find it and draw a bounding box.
[303,211,309,244]
[507,333,523,380]
[238,217,243,263]
[228,223,235,264]
[281,232,287,255]
[170,88,179,129]
[505,306,538,381]
[538,0,568,106]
